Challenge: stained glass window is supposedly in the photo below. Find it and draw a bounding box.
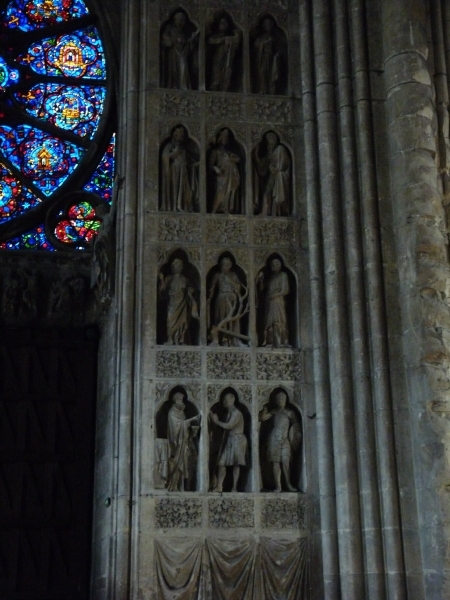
[0,0,114,251]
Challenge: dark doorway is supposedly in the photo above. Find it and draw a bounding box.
[0,328,98,600]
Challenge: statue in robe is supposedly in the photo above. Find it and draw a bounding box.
[252,16,285,95]
[161,11,199,90]
[253,131,291,216]
[159,258,199,345]
[257,258,290,347]
[207,17,241,92]
[160,126,199,212]
[209,128,241,214]
[165,391,200,491]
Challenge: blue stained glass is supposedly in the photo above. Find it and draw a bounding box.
[3,0,88,32]
[0,125,84,196]
[83,134,115,201]
[20,27,106,79]
[0,162,41,222]
[0,224,54,250]
[0,57,19,90]
[14,84,106,138]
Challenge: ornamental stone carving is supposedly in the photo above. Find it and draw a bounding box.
[252,98,292,123]
[253,219,296,245]
[250,14,288,95]
[205,218,248,244]
[158,216,201,242]
[261,497,306,529]
[160,93,202,118]
[156,351,202,378]
[207,128,245,214]
[160,9,199,91]
[2,269,37,323]
[256,352,301,380]
[252,131,292,216]
[155,497,203,529]
[207,351,251,379]
[206,11,242,93]
[206,96,245,121]
[208,498,254,528]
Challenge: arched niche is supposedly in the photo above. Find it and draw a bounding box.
[252,130,292,216]
[249,13,288,95]
[154,385,200,492]
[205,10,243,93]
[256,253,297,348]
[258,387,303,492]
[206,252,249,346]
[157,249,200,346]
[206,127,246,214]
[209,387,252,493]
[159,124,200,213]
[160,8,199,90]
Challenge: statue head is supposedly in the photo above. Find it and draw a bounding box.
[218,128,230,146]
[275,390,287,409]
[220,256,233,273]
[173,391,185,409]
[172,126,186,144]
[262,17,275,33]
[270,258,282,273]
[218,17,230,33]
[171,258,184,274]
[265,131,278,152]
[223,392,236,410]
[173,11,186,28]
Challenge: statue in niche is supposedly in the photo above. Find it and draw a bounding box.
[253,131,291,216]
[257,257,291,348]
[206,13,242,92]
[209,391,248,492]
[160,10,199,90]
[208,128,244,214]
[2,270,37,322]
[207,256,249,346]
[158,257,199,345]
[259,389,301,492]
[155,388,200,491]
[251,15,287,95]
[160,125,199,212]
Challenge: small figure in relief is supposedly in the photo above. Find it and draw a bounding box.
[210,392,248,492]
[207,256,249,346]
[207,16,242,92]
[253,16,285,95]
[161,11,199,90]
[165,391,201,491]
[209,128,241,214]
[159,258,199,345]
[161,125,199,212]
[253,131,291,216]
[257,258,290,347]
[259,390,301,492]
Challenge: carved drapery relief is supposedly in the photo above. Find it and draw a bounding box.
[256,254,296,348]
[207,127,245,214]
[160,125,200,212]
[209,389,251,492]
[207,254,249,346]
[155,386,201,491]
[258,387,302,492]
[158,250,200,345]
[252,131,292,216]
[160,9,199,91]
[250,14,288,95]
[154,537,309,599]
[206,11,243,93]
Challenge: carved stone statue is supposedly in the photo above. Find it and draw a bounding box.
[252,16,286,95]
[210,392,248,492]
[257,258,290,347]
[253,131,291,216]
[160,125,199,212]
[207,15,242,92]
[207,256,249,346]
[208,128,242,214]
[161,11,199,90]
[159,258,199,345]
[165,391,201,491]
[259,390,301,492]
[2,270,37,322]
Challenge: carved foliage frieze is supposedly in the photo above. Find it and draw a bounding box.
[159,217,201,242]
[155,497,203,529]
[209,498,254,528]
[207,351,251,379]
[256,352,301,381]
[251,99,292,123]
[253,220,296,245]
[206,219,248,244]
[160,93,203,118]
[206,96,245,121]
[261,498,306,530]
[156,351,202,378]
